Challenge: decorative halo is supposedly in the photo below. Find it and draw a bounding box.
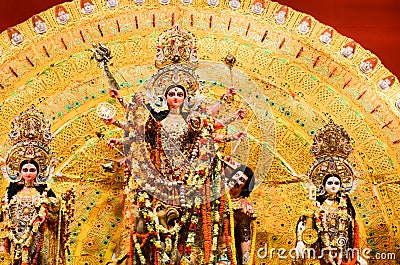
[146,64,200,112]
[308,156,354,193]
[96,102,116,120]
[4,139,53,184]
[2,105,54,184]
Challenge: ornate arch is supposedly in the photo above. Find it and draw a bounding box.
[0,0,399,264]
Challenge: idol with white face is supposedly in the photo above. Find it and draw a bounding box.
[319,32,332,45]
[57,11,69,24]
[378,78,391,91]
[11,32,23,46]
[341,46,354,58]
[298,21,310,34]
[34,20,47,34]
[251,2,264,15]
[229,0,240,9]
[207,0,219,7]
[275,11,286,24]
[360,61,373,73]
[82,2,95,14]
[106,0,118,8]
[324,175,341,196]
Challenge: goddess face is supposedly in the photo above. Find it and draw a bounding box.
[228,170,248,190]
[207,0,219,7]
[107,0,118,8]
[11,32,23,45]
[251,2,264,14]
[166,86,185,109]
[275,11,286,24]
[229,0,240,9]
[320,32,332,44]
[360,61,373,73]
[34,20,47,34]
[341,46,354,58]
[324,176,341,195]
[378,78,391,91]
[298,21,310,34]
[57,11,69,24]
[82,2,95,14]
[21,163,38,184]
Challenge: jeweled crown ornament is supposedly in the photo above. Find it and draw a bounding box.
[310,119,352,159]
[308,120,355,194]
[147,25,201,112]
[2,105,54,183]
[155,25,198,69]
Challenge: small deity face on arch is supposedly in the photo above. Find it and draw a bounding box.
[166,85,185,110]
[207,0,219,7]
[81,0,95,14]
[20,160,39,184]
[55,5,69,25]
[319,28,333,45]
[32,15,47,34]
[298,16,311,35]
[7,27,23,46]
[251,0,264,15]
[106,0,118,9]
[275,6,288,24]
[323,174,341,196]
[378,76,395,91]
[360,57,377,74]
[341,41,356,59]
[229,0,241,10]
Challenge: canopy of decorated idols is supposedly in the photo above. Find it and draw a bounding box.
[0,0,399,264]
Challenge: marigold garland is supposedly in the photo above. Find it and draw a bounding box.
[226,192,237,265]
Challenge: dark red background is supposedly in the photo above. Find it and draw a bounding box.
[1,0,399,78]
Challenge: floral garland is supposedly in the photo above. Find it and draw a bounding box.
[1,190,50,265]
[314,194,355,265]
[226,192,237,265]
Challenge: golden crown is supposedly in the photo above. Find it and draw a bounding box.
[145,25,201,112]
[155,25,198,69]
[2,105,54,183]
[308,120,354,192]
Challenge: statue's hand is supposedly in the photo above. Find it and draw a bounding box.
[109,89,121,99]
[234,109,246,120]
[91,43,112,65]
[106,138,120,148]
[233,131,246,141]
[240,199,254,215]
[133,92,144,105]
[226,86,237,98]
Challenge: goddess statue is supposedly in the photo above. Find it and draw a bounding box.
[93,26,251,265]
[0,105,60,265]
[295,120,366,265]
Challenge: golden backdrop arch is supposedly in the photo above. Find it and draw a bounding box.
[0,0,399,264]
